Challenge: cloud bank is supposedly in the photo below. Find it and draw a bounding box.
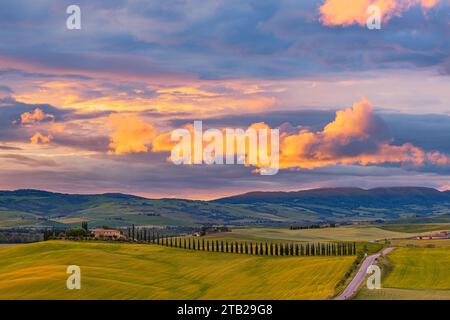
[279,98,449,169]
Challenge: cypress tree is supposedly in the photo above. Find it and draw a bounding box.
[132,224,135,240]
[245,242,249,255]
[221,241,224,253]
[280,244,284,256]
[295,244,299,256]
[202,239,205,251]
[275,243,279,256]
[240,242,243,254]
[250,243,254,255]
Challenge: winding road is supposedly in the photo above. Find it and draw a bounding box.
[334,247,394,300]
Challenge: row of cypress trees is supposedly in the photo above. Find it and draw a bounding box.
[126,227,356,256]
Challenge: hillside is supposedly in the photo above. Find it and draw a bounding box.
[0,187,449,228]
[0,241,354,299]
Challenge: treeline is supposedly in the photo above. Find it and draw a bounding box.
[126,227,356,257]
[0,231,44,243]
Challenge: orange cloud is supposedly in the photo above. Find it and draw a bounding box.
[279,98,448,169]
[108,114,157,155]
[30,132,52,145]
[319,0,439,26]
[20,108,54,124]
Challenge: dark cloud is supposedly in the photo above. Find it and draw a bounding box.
[0,0,448,79]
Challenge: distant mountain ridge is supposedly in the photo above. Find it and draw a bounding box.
[214,187,450,205]
[0,187,449,228]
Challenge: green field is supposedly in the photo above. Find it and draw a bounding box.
[356,287,450,300]
[0,241,355,300]
[356,247,450,299]
[380,223,450,233]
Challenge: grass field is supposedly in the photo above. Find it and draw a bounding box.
[0,241,355,300]
[383,248,450,290]
[356,287,450,300]
[224,225,410,242]
[380,223,450,233]
[356,247,450,300]
[390,239,450,248]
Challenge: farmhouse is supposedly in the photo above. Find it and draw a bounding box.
[91,228,124,239]
[416,231,449,240]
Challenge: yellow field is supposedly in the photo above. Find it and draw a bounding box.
[50,217,93,224]
[227,225,410,242]
[0,241,355,300]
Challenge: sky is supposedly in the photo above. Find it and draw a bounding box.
[0,0,449,199]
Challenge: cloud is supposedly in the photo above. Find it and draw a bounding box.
[279,98,449,169]
[108,114,157,155]
[20,107,54,124]
[30,132,52,144]
[0,154,56,167]
[319,0,440,26]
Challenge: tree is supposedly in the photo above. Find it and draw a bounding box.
[132,224,135,241]
[65,228,86,238]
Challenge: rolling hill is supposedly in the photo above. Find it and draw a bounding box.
[0,187,449,228]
